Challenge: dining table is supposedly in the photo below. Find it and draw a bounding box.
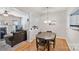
[36,32,56,51]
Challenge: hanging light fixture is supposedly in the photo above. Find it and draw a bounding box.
[44,7,51,24]
[44,7,56,25]
[44,7,48,24]
[46,7,48,20]
[3,10,8,16]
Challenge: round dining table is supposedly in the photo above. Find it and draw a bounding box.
[36,32,56,51]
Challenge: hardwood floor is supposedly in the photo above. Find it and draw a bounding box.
[13,38,70,51]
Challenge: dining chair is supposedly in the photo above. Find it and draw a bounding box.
[46,31,52,33]
[49,34,56,48]
[38,32,42,34]
[36,38,47,51]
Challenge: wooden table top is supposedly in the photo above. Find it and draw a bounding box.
[36,32,56,40]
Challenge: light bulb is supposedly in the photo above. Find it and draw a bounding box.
[3,14,8,16]
[44,20,47,23]
[48,20,51,23]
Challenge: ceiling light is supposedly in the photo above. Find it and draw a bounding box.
[44,7,49,24]
[43,7,56,25]
[3,10,8,16]
[48,20,51,23]
[44,21,48,23]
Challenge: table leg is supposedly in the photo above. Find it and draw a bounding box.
[36,38,38,50]
[53,41,55,48]
[47,41,50,51]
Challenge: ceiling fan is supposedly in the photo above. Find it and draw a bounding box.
[0,8,13,17]
[0,9,10,16]
[3,10,9,16]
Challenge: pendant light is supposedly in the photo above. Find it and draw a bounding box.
[44,7,51,24]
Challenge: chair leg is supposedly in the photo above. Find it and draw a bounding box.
[11,45,13,47]
[53,35,56,48]
[46,41,50,51]
[36,45,38,50]
[44,44,47,51]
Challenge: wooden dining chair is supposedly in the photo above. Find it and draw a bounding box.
[49,34,56,48]
[47,31,52,33]
[38,32,42,34]
[36,38,47,51]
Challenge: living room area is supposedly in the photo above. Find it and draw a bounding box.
[0,7,79,51]
[0,7,28,50]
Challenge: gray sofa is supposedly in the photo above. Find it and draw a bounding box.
[5,30,27,47]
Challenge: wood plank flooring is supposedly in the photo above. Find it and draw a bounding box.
[13,38,70,51]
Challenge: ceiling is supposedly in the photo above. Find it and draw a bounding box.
[0,7,26,17]
[0,7,68,17]
[16,7,68,15]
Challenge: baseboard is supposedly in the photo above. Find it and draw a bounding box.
[56,36,72,51]
[27,38,35,42]
[56,36,67,39]
[65,39,72,51]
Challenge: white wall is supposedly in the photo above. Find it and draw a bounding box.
[27,10,68,42]
[67,7,79,50]
[27,13,40,42]
[39,11,67,37]
[21,15,29,30]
